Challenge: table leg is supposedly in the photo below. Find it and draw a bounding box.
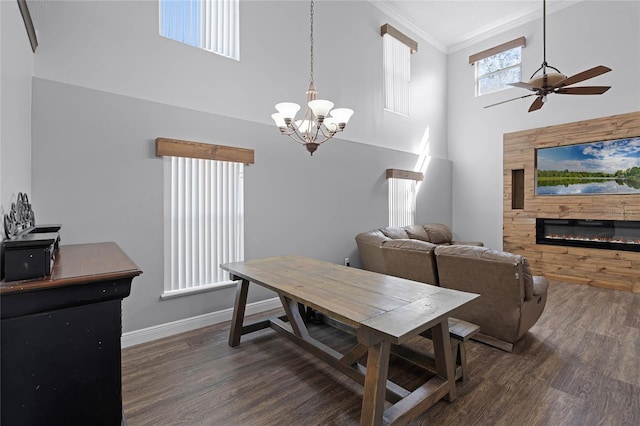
[228,279,249,347]
[360,339,391,426]
[431,319,457,402]
[279,295,310,339]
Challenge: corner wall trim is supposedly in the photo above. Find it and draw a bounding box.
[121,297,281,348]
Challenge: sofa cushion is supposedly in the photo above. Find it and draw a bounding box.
[424,223,452,244]
[380,227,409,240]
[404,225,432,242]
[403,223,452,244]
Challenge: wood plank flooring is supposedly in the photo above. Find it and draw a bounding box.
[122,280,640,425]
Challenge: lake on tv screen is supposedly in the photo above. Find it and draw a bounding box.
[537,178,640,195]
[536,136,640,195]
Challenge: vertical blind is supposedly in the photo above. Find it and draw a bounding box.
[388,177,416,227]
[383,33,411,116]
[168,157,244,292]
[160,0,239,60]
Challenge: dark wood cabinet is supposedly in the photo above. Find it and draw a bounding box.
[1,242,141,426]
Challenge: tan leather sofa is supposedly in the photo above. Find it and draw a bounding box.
[355,224,548,351]
[434,245,548,352]
[355,223,483,285]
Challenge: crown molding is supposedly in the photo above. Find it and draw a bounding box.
[367,0,447,53]
[448,0,582,53]
[368,0,583,55]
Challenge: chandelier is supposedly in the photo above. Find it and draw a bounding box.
[271,0,354,155]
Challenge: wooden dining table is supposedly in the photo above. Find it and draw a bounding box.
[220,255,479,426]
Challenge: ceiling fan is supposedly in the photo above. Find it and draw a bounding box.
[486,0,611,112]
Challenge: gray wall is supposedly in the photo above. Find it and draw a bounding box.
[0,0,33,219]
[27,0,452,334]
[32,78,452,332]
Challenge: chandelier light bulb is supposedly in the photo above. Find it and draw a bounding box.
[271,113,286,128]
[275,102,301,122]
[329,108,354,126]
[308,99,334,120]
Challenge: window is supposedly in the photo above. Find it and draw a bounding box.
[156,138,254,299]
[386,169,423,227]
[470,37,526,96]
[159,0,240,60]
[381,24,417,116]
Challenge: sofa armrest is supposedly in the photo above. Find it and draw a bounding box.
[532,275,548,296]
[355,230,390,274]
[451,240,484,247]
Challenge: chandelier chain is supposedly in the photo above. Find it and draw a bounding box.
[272,0,353,155]
[309,0,314,84]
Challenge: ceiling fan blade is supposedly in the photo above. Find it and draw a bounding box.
[484,93,535,108]
[553,65,612,88]
[555,86,611,95]
[509,81,539,91]
[528,96,545,112]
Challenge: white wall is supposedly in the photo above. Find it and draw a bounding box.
[28,1,451,332]
[0,0,34,224]
[447,1,640,249]
[31,0,448,156]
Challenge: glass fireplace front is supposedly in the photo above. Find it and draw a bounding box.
[536,218,640,252]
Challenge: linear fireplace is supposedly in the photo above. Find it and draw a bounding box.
[536,218,640,252]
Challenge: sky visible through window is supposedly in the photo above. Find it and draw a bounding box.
[159,0,239,60]
[160,0,202,48]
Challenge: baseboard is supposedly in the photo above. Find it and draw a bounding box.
[121,297,281,348]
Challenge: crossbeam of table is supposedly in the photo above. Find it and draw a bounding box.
[270,317,409,404]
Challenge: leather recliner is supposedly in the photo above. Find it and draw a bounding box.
[434,245,548,352]
[355,224,548,351]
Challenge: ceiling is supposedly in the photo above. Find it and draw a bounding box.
[374,0,582,53]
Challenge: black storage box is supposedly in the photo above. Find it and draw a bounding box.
[2,226,60,282]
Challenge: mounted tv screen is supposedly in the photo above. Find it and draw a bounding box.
[536,136,640,195]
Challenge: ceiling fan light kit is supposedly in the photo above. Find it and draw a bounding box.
[529,72,565,88]
[486,0,611,112]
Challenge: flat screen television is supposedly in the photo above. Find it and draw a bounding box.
[535,136,640,196]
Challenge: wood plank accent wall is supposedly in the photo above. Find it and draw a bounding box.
[503,111,640,294]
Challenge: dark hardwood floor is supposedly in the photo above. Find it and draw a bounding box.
[122,280,640,425]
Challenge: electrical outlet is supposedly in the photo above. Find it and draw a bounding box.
[344,257,350,267]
